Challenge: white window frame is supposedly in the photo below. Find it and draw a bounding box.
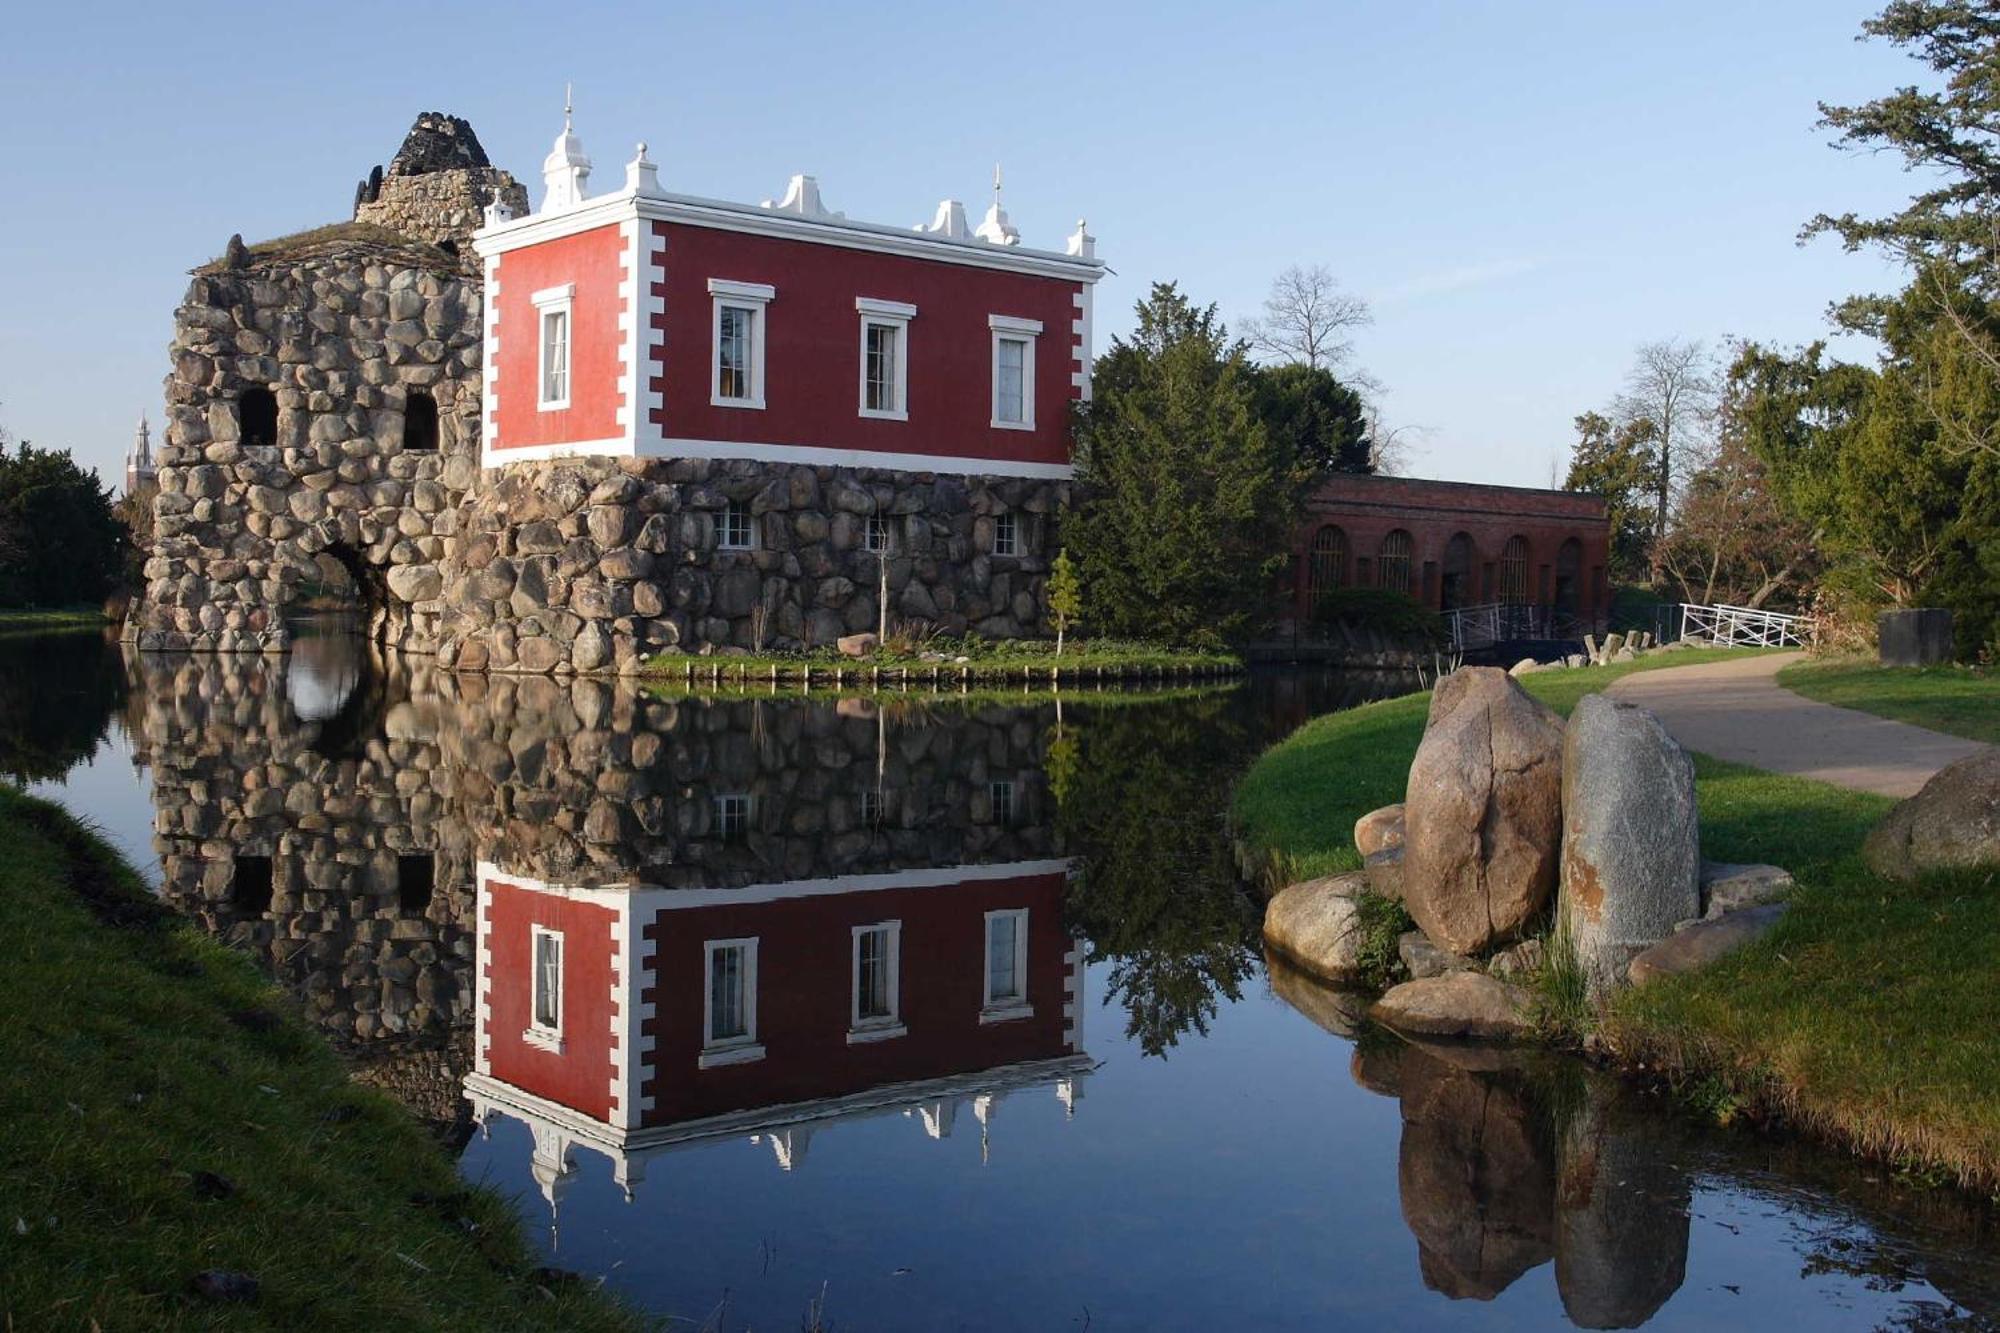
[989,314,1042,431]
[718,500,756,552]
[859,787,884,825]
[981,907,1033,1023]
[992,511,1021,558]
[856,297,916,421]
[848,919,906,1043]
[713,792,753,837]
[532,284,574,412]
[524,925,565,1053]
[988,778,1016,826]
[700,936,764,1067]
[863,512,893,554]
[710,279,774,410]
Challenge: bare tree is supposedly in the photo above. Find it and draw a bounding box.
[1361,402,1426,477]
[1614,338,1716,579]
[1243,264,1372,370]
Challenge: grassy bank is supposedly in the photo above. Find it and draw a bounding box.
[1778,656,2000,745]
[642,636,1240,687]
[0,606,108,632]
[1230,648,2000,1193]
[0,786,641,1331]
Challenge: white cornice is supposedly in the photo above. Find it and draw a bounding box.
[476,187,1105,284]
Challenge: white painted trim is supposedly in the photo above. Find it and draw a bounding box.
[981,907,1032,1021]
[475,867,496,1075]
[653,858,1076,909]
[849,919,903,1038]
[712,790,754,830]
[647,436,1071,480]
[616,220,643,444]
[990,325,1037,431]
[709,278,777,301]
[709,284,770,411]
[531,282,577,305]
[524,924,566,1053]
[1071,285,1094,404]
[716,501,756,552]
[856,296,919,320]
[857,308,911,421]
[701,936,760,1061]
[475,189,1106,285]
[481,254,502,452]
[991,513,1021,559]
[534,292,573,412]
[641,226,668,448]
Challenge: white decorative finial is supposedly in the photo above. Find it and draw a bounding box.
[564,82,573,127]
[541,90,592,211]
[626,140,661,197]
[975,163,1020,247]
[916,198,971,240]
[760,174,841,220]
[1066,217,1096,260]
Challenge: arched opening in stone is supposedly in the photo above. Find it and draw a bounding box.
[403,390,439,452]
[1555,537,1583,616]
[239,387,278,448]
[1441,532,1475,610]
[232,854,273,914]
[397,854,435,914]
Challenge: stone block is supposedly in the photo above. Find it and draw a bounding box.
[1878,608,1954,667]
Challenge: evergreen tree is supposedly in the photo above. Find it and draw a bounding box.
[0,442,125,608]
[1562,410,1659,583]
[1250,362,1372,476]
[1065,284,1298,647]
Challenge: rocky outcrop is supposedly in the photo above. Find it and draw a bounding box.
[1628,904,1787,987]
[1355,803,1405,859]
[1370,972,1536,1041]
[1262,872,1371,984]
[1559,695,1700,996]
[1402,669,1565,956]
[1861,749,2000,882]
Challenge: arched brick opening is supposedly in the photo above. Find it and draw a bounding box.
[1500,536,1530,604]
[1378,529,1413,595]
[1441,532,1475,610]
[240,387,279,448]
[1306,525,1348,609]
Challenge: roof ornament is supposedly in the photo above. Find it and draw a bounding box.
[760,173,842,220]
[1066,217,1096,260]
[974,163,1020,246]
[625,140,661,198]
[540,84,592,212]
[915,198,971,240]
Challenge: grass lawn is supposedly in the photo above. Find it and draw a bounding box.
[0,786,642,1332]
[644,636,1240,685]
[0,606,108,632]
[1779,656,2000,745]
[1230,646,2000,1194]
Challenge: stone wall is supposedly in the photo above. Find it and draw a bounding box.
[128,236,484,657]
[435,456,1069,675]
[352,110,528,266]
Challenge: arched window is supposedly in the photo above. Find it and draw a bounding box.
[1554,537,1583,615]
[1441,532,1475,610]
[1500,536,1530,604]
[239,387,278,448]
[403,390,439,452]
[1306,526,1348,604]
[1378,529,1414,594]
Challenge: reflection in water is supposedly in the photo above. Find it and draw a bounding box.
[13,634,1999,1330]
[0,628,129,783]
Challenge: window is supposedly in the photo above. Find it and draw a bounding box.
[702,938,763,1066]
[1378,530,1414,594]
[1500,536,1530,604]
[989,315,1042,429]
[849,921,904,1042]
[238,388,278,448]
[1307,526,1349,605]
[526,927,563,1051]
[719,501,755,551]
[231,855,273,914]
[710,279,774,409]
[857,297,915,420]
[402,390,439,452]
[1555,537,1583,615]
[859,787,884,826]
[982,908,1031,1020]
[992,512,1020,558]
[396,853,434,914]
[714,792,752,839]
[532,284,573,410]
[864,513,893,554]
[988,779,1016,826]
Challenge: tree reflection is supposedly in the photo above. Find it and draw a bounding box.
[0,629,125,783]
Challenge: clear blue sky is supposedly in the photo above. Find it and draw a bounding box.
[0,0,1919,489]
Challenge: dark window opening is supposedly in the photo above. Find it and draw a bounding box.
[1500,537,1530,604]
[403,391,439,452]
[437,239,460,258]
[397,854,435,914]
[232,855,273,914]
[239,388,278,448]
[1555,537,1584,616]
[1441,533,1475,610]
[1306,526,1348,607]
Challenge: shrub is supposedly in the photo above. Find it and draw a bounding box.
[1307,587,1445,647]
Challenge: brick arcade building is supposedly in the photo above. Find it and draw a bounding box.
[1287,474,1612,633]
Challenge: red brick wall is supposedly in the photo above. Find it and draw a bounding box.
[1292,475,1611,625]
[483,879,620,1121]
[492,224,626,450]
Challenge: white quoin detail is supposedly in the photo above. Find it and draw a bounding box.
[541,89,592,212]
[1066,218,1095,260]
[974,164,1021,247]
[761,174,842,220]
[625,141,662,197]
[916,199,972,240]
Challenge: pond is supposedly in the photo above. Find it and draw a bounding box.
[8,625,1998,1331]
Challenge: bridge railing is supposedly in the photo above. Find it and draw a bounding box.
[1677,602,1807,648]
[1443,603,1571,650]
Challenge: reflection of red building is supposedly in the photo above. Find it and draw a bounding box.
[1289,475,1612,629]
[468,859,1087,1204]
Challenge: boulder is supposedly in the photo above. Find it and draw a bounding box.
[1265,950,1372,1038]
[836,632,879,659]
[1628,904,1787,987]
[1369,972,1537,1041]
[1355,803,1405,859]
[1559,695,1701,997]
[1487,937,1546,981]
[1403,668,1565,956]
[1555,1088,1691,1328]
[1364,845,1405,902]
[1699,861,1793,918]
[1262,873,1371,985]
[1400,930,1476,980]
[1509,657,1542,676]
[1861,750,2000,882]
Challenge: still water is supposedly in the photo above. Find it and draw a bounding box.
[8,625,1997,1331]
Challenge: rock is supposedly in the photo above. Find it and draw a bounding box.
[1861,749,2000,882]
[1508,657,1541,676]
[1350,1042,1406,1098]
[1399,930,1476,980]
[836,632,879,659]
[386,563,442,603]
[1265,950,1372,1038]
[1487,937,1546,981]
[1263,874,1371,984]
[1554,1089,1691,1328]
[1354,803,1405,859]
[1559,695,1701,997]
[1611,647,1637,663]
[1699,860,1794,917]
[1403,668,1565,956]
[1628,904,1787,986]
[1364,844,1405,902]
[1369,972,1537,1041]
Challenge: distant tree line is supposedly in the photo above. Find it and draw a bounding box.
[0,431,128,610]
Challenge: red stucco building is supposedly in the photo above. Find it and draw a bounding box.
[1288,474,1612,631]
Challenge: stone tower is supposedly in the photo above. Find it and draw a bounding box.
[123,414,156,497]
[353,112,529,262]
